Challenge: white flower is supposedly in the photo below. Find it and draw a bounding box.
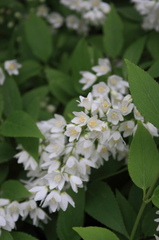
[119,94,134,116]
[76,138,94,158]
[87,115,103,131]
[119,121,135,137]
[45,140,65,158]
[4,60,22,75]
[66,15,80,29]
[92,82,110,97]
[51,114,66,133]
[15,148,38,171]
[6,201,20,222]
[60,192,75,211]
[108,131,125,151]
[47,12,64,28]
[107,109,124,125]
[133,106,144,121]
[79,71,97,90]
[69,175,83,192]
[29,186,48,202]
[0,199,10,207]
[155,235,159,240]
[144,122,159,137]
[92,58,111,76]
[36,5,49,17]
[44,171,65,190]
[30,207,48,226]
[78,93,93,110]
[71,111,89,126]
[65,124,82,142]
[42,190,61,212]
[0,67,5,85]
[107,75,129,94]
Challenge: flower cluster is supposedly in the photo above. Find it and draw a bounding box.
[14,57,158,227]
[36,0,111,34]
[132,0,159,32]
[0,198,48,235]
[0,59,22,85]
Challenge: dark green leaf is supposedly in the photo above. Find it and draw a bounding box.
[0,164,9,184]
[70,38,92,94]
[12,232,38,240]
[1,180,30,201]
[0,111,44,139]
[0,142,15,164]
[152,186,159,208]
[118,6,142,22]
[128,122,159,190]
[17,137,39,162]
[85,181,129,238]
[2,77,22,117]
[123,36,146,65]
[147,32,159,60]
[125,59,159,129]
[0,230,13,240]
[148,59,159,78]
[73,227,120,240]
[103,5,124,58]
[16,60,41,84]
[45,68,74,104]
[116,190,136,235]
[25,13,53,62]
[57,188,85,240]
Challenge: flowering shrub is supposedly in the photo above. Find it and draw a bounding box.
[1,0,159,240]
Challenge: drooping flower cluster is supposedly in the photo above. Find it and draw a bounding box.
[36,0,111,34]
[13,57,159,229]
[132,0,159,32]
[0,198,48,235]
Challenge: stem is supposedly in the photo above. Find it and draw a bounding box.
[130,172,159,240]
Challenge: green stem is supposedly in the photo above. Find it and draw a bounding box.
[130,172,159,240]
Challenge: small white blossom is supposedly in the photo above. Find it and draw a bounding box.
[65,124,82,142]
[0,67,5,85]
[4,60,22,75]
[71,111,89,126]
[92,82,110,97]
[36,5,49,17]
[87,115,103,131]
[66,15,80,29]
[107,109,124,125]
[92,58,111,76]
[79,71,97,90]
[47,12,64,28]
[60,192,75,211]
[119,121,135,137]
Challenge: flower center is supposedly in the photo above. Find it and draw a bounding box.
[70,129,77,135]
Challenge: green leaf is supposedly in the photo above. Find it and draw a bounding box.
[1,180,30,201]
[116,190,137,235]
[148,59,159,78]
[0,164,9,184]
[16,60,41,84]
[11,232,38,240]
[128,122,159,190]
[147,32,159,60]
[0,230,13,240]
[142,207,158,237]
[0,87,4,118]
[25,13,53,62]
[152,185,159,208]
[23,86,49,120]
[118,6,142,22]
[85,181,129,238]
[17,137,39,162]
[2,77,22,117]
[45,68,74,104]
[70,38,92,94]
[73,227,120,240]
[125,59,159,129]
[123,36,146,65]
[103,5,124,58]
[0,142,15,164]
[0,111,44,139]
[57,188,85,240]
